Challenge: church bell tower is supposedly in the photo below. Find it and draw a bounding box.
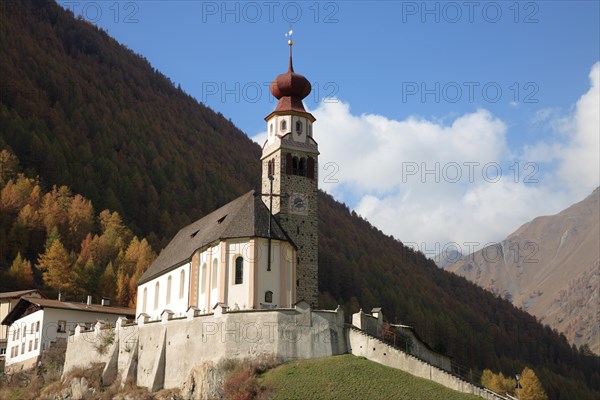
[261,37,319,307]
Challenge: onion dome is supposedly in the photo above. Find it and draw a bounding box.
[269,39,312,113]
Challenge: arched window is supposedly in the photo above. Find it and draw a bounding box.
[269,123,273,134]
[179,270,185,299]
[292,157,299,175]
[265,291,273,303]
[298,158,306,177]
[308,124,312,136]
[268,159,275,177]
[295,120,302,133]
[154,282,160,310]
[280,120,287,132]
[166,275,172,305]
[285,153,293,175]
[307,157,315,179]
[212,259,218,290]
[142,288,147,313]
[201,263,207,294]
[235,256,243,285]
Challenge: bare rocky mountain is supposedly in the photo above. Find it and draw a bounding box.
[447,187,600,354]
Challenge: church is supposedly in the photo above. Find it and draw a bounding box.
[135,37,319,319]
[62,41,499,400]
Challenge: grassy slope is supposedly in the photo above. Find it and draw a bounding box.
[260,355,483,400]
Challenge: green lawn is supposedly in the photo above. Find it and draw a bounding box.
[259,354,483,400]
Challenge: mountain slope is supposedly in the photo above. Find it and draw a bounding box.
[0,1,598,398]
[447,188,600,354]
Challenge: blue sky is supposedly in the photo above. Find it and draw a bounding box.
[59,1,600,259]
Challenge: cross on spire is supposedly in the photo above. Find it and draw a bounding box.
[285,29,294,71]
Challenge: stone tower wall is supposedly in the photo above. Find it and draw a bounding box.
[262,145,319,307]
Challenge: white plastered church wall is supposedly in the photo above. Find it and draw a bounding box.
[136,262,190,319]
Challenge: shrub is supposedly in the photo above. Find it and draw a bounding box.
[221,356,278,400]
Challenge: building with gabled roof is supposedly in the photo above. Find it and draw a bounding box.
[136,190,297,319]
[1,296,134,372]
[0,289,43,364]
[135,38,321,322]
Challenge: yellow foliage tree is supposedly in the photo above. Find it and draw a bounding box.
[0,174,37,213]
[0,149,19,183]
[519,367,548,400]
[5,252,34,288]
[66,194,94,249]
[39,185,72,235]
[481,369,515,396]
[36,238,77,296]
[115,270,131,307]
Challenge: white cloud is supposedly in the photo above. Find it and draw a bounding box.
[555,62,600,198]
[251,63,600,256]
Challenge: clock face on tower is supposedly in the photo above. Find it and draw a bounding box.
[289,193,308,215]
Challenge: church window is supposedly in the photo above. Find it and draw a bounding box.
[308,124,312,136]
[298,157,306,176]
[296,120,302,133]
[280,120,287,132]
[154,282,160,310]
[235,256,243,284]
[269,123,273,134]
[142,288,147,313]
[286,154,312,178]
[166,275,172,305]
[307,157,315,179]
[212,259,219,290]
[179,270,185,299]
[265,291,273,303]
[285,153,293,175]
[268,159,275,177]
[201,263,207,294]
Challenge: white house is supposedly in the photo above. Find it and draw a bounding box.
[1,296,134,371]
[0,289,43,365]
[136,191,297,319]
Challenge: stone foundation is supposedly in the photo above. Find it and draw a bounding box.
[63,306,508,400]
[63,302,346,391]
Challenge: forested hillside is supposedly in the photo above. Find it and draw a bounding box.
[0,1,598,398]
[0,149,155,306]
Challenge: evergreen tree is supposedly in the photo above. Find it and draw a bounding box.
[44,226,61,251]
[97,262,116,301]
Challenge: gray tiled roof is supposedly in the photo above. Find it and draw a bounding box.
[0,289,42,300]
[1,297,134,326]
[138,191,292,285]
